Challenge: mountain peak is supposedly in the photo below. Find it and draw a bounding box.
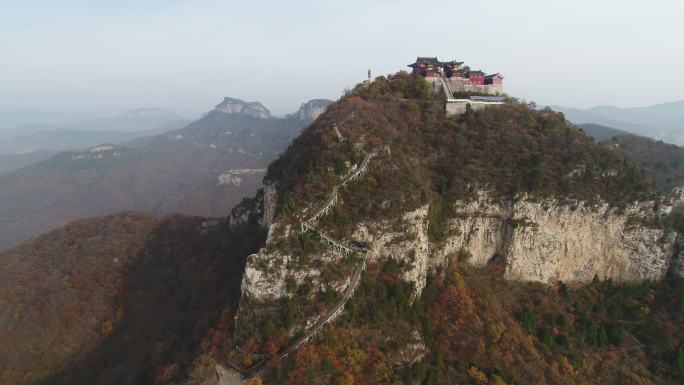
[288,99,333,121]
[213,97,271,119]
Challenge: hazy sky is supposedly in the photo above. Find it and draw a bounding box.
[1,0,682,115]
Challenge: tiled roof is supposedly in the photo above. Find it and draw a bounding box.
[409,57,465,67]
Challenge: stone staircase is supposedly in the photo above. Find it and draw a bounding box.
[234,116,375,380]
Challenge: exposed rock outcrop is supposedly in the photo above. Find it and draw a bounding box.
[434,192,678,284]
[352,205,431,294]
[288,99,333,121]
[214,97,271,119]
[215,365,243,385]
[238,191,681,310]
[261,183,278,228]
[239,224,352,304]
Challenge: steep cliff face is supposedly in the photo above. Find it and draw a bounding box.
[433,193,678,284]
[288,99,333,121]
[352,205,431,294]
[239,193,679,310]
[239,223,349,303]
[241,203,432,306]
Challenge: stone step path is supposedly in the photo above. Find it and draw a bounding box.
[243,256,367,378]
[439,76,455,101]
[235,118,374,380]
[306,151,373,224]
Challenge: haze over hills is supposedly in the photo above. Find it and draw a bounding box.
[60,108,189,133]
[552,101,684,145]
[0,129,172,157]
[0,109,193,174]
[0,109,190,155]
[0,151,58,175]
[578,123,684,192]
[0,110,91,135]
[576,123,631,142]
[586,101,684,134]
[0,97,331,250]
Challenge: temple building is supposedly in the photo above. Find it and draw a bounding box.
[408,56,506,115]
[408,57,464,78]
[408,56,504,96]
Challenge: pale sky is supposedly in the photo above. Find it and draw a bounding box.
[1,0,682,115]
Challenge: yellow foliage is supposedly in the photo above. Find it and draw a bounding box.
[549,362,561,382]
[339,372,354,385]
[114,307,125,322]
[580,358,595,374]
[560,356,574,374]
[242,356,254,368]
[344,348,367,373]
[487,321,506,343]
[490,374,508,385]
[101,320,114,337]
[468,366,488,384]
[369,358,392,384]
[244,378,263,385]
[637,306,651,320]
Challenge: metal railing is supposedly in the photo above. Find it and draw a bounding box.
[236,116,375,380]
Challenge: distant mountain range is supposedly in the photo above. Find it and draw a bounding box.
[0,109,190,160]
[552,100,684,145]
[578,123,684,192]
[576,123,631,142]
[0,151,58,175]
[0,127,180,157]
[0,98,331,250]
[0,110,91,134]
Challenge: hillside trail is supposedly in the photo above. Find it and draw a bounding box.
[228,113,375,380]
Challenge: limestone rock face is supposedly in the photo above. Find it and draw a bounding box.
[215,365,243,385]
[237,191,681,322]
[288,99,333,121]
[505,201,673,282]
[433,193,678,284]
[670,235,684,277]
[239,225,292,302]
[214,97,271,119]
[261,183,278,228]
[239,224,350,304]
[353,205,431,294]
[433,194,507,268]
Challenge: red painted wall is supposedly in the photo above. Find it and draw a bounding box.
[469,74,485,85]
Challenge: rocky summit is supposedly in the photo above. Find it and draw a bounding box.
[213,97,273,119]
